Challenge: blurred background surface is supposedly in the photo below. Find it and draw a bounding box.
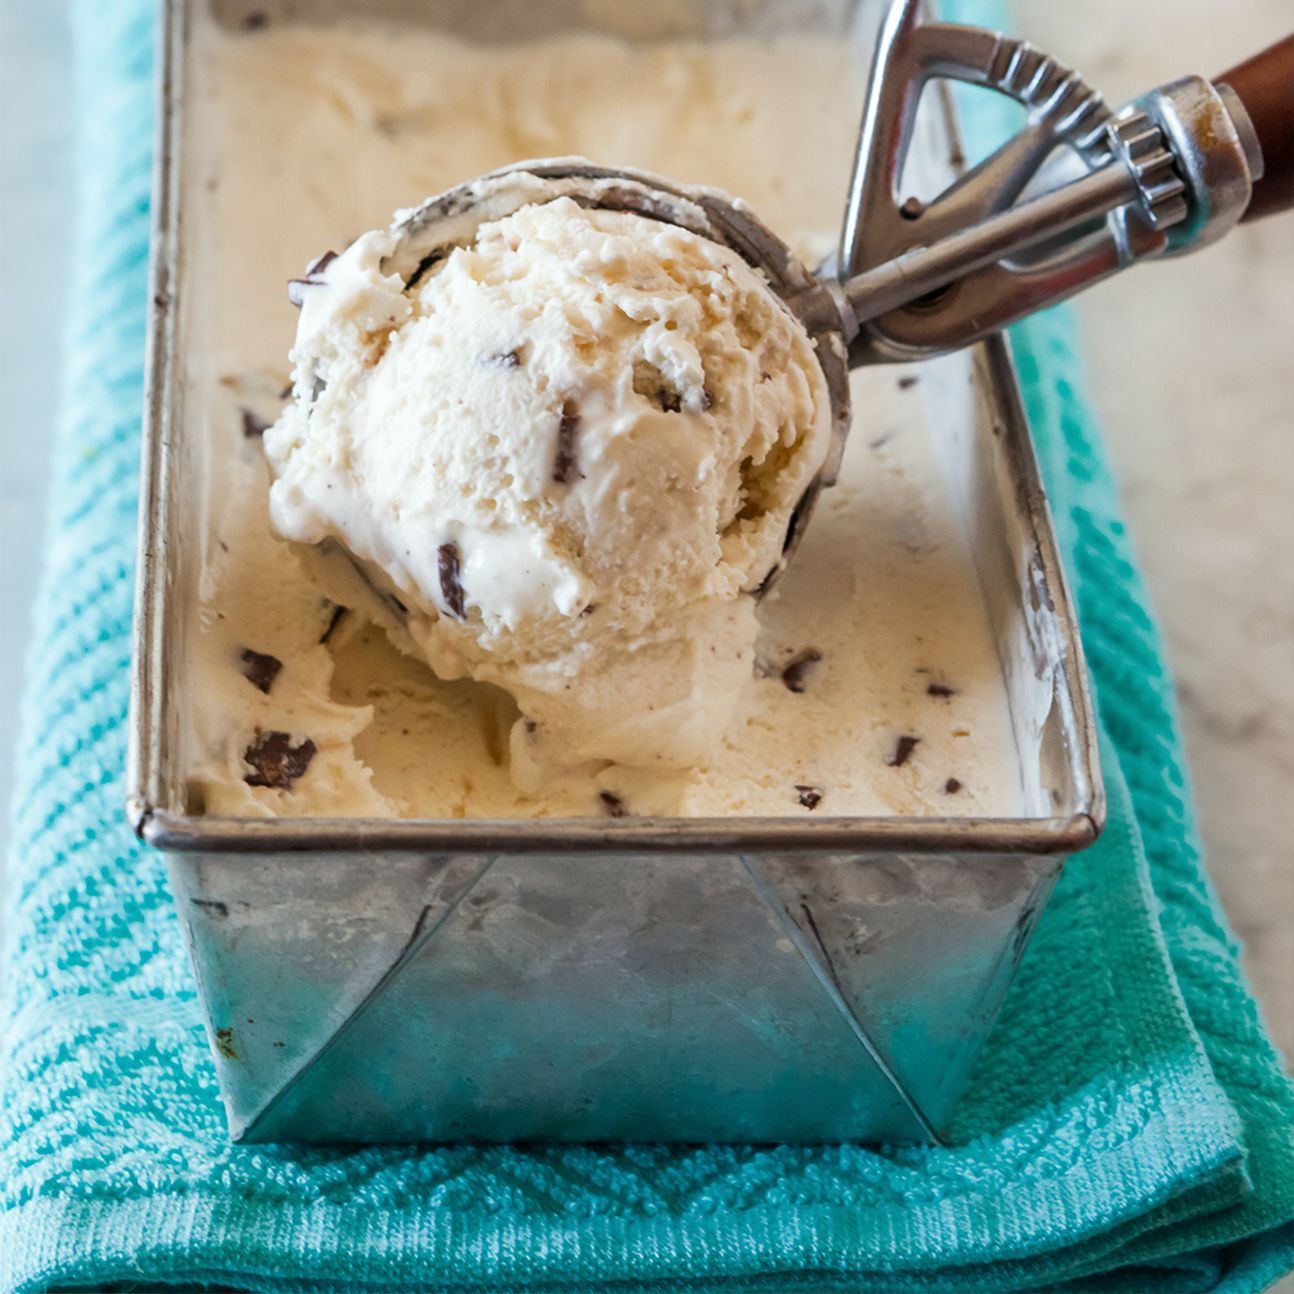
[1013,2,1293,1068]
[1,0,1289,1085]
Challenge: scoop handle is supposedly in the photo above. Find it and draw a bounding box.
[1218,35,1294,221]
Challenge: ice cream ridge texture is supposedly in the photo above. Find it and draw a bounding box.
[265,187,834,790]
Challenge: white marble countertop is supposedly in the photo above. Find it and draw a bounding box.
[0,1,1289,1261]
[0,3,70,894]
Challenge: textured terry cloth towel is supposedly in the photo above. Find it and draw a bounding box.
[1,2,1292,1292]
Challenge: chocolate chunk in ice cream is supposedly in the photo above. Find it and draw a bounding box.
[552,401,582,484]
[404,247,449,292]
[243,730,317,789]
[887,735,921,767]
[599,790,628,818]
[319,603,349,644]
[796,784,823,810]
[241,408,270,440]
[287,250,337,307]
[238,648,282,694]
[437,542,466,620]
[781,648,823,694]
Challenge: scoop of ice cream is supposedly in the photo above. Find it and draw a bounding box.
[264,191,833,787]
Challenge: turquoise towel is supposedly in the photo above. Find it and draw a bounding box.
[1,3,1291,1291]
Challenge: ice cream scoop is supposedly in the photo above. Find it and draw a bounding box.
[265,2,1282,786]
[265,178,835,784]
[271,0,1278,589]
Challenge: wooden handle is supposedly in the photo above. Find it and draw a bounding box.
[1218,35,1294,221]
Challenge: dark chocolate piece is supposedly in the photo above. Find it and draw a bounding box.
[781,648,823,694]
[926,682,956,698]
[243,731,317,790]
[796,785,823,810]
[239,648,282,694]
[887,735,921,768]
[599,790,628,818]
[242,11,268,29]
[487,349,523,368]
[303,250,336,277]
[287,250,337,307]
[438,542,466,620]
[319,604,349,644]
[944,778,963,794]
[404,247,449,292]
[898,375,919,390]
[215,1027,238,1060]
[553,401,582,484]
[241,408,270,439]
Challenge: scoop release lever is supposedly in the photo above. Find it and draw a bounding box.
[835,1,1290,365]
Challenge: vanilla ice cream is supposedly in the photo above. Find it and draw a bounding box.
[180,12,1033,821]
[264,189,832,786]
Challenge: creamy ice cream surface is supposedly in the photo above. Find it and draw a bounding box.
[180,11,1034,820]
[264,192,832,787]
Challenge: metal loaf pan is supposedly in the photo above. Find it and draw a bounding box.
[128,0,1105,1145]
